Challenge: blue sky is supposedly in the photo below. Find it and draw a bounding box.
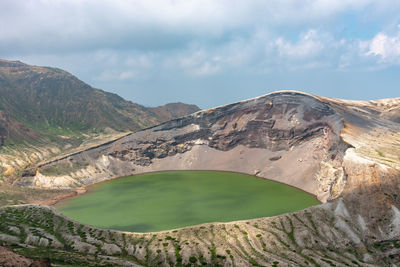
[1,0,399,109]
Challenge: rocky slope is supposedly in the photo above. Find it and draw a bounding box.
[2,90,400,266]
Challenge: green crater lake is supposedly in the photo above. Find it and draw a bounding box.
[56,171,319,232]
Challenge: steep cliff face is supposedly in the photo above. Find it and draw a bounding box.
[322,96,400,225]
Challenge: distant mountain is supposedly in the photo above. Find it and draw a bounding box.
[0,59,200,144]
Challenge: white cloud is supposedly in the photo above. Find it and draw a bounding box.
[3,0,400,89]
[365,31,400,63]
[274,30,325,60]
[1,0,397,55]
[94,70,136,81]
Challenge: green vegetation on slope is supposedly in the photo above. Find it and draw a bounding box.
[56,171,320,232]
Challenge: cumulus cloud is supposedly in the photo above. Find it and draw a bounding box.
[274,30,325,60]
[69,25,400,83]
[1,0,396,55]
[365,30,400,64]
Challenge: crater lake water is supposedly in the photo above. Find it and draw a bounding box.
[56,170,319,232]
